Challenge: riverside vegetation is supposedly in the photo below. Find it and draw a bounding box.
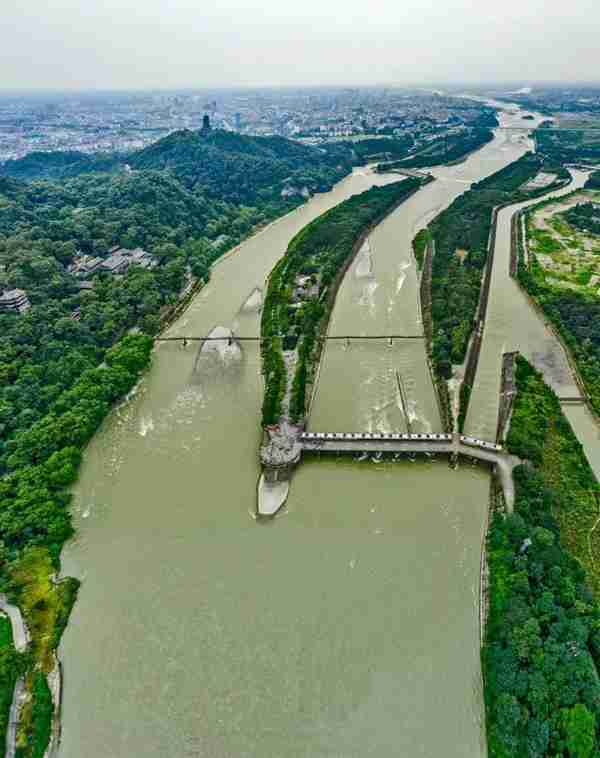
[260,178,423,427]
[0,125,400,752]
[516,171,600,417]
[375,125,495,173]
[484,357,600,758]
[418,152,569,426]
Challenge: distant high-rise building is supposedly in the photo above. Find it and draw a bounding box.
[201,114,211,134]
[234,112,241,130]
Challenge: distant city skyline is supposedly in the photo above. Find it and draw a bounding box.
[3,0,599,90]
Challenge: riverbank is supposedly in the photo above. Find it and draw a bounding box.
[483,357,600,756]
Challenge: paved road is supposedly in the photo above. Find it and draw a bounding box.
[0,595,29,653]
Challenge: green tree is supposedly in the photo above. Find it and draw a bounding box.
[563,704,596,758]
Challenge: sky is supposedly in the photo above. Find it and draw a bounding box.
[3,0,599,90]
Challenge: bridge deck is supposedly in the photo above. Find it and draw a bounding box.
[156,334,425,342]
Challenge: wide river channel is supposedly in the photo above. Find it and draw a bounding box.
[58,105,589,757]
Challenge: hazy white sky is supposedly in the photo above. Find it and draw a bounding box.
[3,0,599,89]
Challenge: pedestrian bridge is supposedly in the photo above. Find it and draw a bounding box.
[300,432,520,510]
[301,431,502,452]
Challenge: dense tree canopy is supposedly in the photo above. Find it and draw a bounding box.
[485,358,600,758]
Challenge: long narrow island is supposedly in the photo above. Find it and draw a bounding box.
[257,177,426,514]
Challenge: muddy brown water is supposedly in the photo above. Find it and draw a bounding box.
[59,107,566,758]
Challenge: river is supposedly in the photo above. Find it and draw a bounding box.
[464,170,600,478]
[59,106,549,758]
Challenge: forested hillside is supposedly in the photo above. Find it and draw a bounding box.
[126,129,354,203]
[1,128,354,202]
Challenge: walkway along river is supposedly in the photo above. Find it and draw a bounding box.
[58,106,550,758]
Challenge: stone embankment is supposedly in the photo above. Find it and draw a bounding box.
[44,661,63,758]
[258,422,302,516]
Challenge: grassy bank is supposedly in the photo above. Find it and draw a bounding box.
[260,178,423,426]
[484,356,600,756]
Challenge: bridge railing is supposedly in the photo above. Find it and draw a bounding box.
[300,431,503,452]
[301,431,451,442]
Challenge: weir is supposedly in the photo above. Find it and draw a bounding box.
[259,431,519,516]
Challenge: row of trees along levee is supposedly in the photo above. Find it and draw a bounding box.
[415,152,570,431]
[260,178,423,430]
